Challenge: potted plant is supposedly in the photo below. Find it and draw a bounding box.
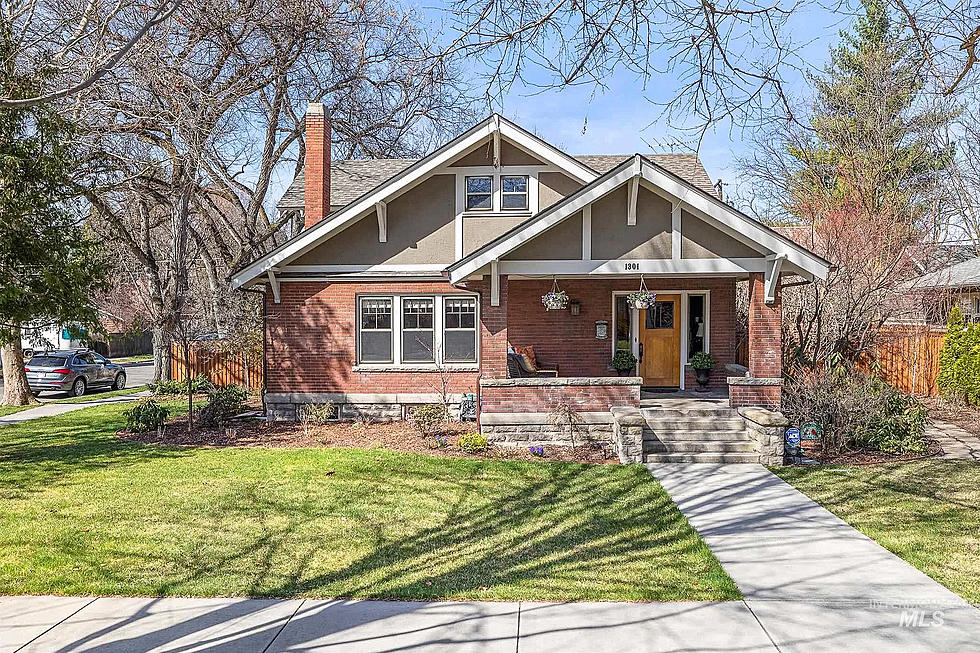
[541,289,569,310]
[626,290,656,310]
[611,350,638,376]
[689,351,715,391]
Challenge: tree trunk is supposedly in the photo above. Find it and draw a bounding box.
[152,324,173,383]
[1,326,37,406]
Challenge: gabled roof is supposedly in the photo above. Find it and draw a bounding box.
[447,154,832,283]
[233,114,601,289]
[277,154,718,210]
[912,257,980,290]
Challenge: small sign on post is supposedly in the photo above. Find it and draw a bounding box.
[785,427,801,457]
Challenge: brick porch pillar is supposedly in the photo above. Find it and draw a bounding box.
[479,274,509,378]
[730,272,783,410]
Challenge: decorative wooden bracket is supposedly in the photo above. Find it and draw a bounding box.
[267,270,281,304]
[764,253,786,304]
[375,201,387,243]
[492,115,501,168]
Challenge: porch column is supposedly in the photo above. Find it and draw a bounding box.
[480,274,509,378]
[730,272,783,409]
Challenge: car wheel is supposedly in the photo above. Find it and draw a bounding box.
[113,373,126,390]
[71,378,86,397]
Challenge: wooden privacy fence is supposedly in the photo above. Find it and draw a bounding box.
[865,326,945,396]
[170,343,263,392]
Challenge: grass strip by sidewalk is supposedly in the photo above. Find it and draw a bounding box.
[774,461,980,603]
[0,401,739,602]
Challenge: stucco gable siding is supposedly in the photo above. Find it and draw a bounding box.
[680,210,762,259]
[463,216,526,256]
[449,139,546,167]
[539,172,584,211]
[291,175,456,266]
[591,186,672,260]
[502,210,583,261]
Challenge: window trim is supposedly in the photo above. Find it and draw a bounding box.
[357,296,395,364]
[356,292,480,368]
[465,175,493,212]
[442,295,478,363]
[400,296,436,363]
[500,174,529,211]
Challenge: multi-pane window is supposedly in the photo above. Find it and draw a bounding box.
[359,298,393,362]
[443,297,477,362]
[465,176,492,211]
[402,298,434,362]
[357,295,478,365]
[501,175,528,210]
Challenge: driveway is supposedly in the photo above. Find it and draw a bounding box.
[648,463,980,652]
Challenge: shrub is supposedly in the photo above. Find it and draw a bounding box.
[299,402,335,435]
[937,305,980,404]
[409,404,448,437]
[783,366,927,454]
[197,384,248,428]
[689,351,715,370]
[458,431,488,453]
[124,399,170,432]
[611,349,637,372]
[151,375,215,396]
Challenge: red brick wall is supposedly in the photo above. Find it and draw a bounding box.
[480,383,640,413]
[747,272,782,379]
[730,384,781,411]
[303,107,330,229]
[506,278,736,388]
[265,281,480,394]
[479,275,509,379]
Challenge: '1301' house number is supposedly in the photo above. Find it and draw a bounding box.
[623,262,640,271]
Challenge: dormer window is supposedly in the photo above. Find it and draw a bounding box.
[501,175,528,210]
[465,176,492,211]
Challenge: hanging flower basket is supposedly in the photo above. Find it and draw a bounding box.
[627,290,656,310]
[541,290,569,310]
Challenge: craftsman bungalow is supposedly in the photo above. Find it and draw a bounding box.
[231,107,830,459]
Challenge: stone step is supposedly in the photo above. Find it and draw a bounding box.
[643,418,747,431]
[642,408,738,419]
[643,440,759,454]
[643,429,753,441]
[643,452,761,464]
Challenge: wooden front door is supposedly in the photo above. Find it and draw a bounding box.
[639,294,681,386]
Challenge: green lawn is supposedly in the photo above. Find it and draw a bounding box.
[774,462,980,603]
[0,402,738,602]
[0,404,34,418]
[52,384,148,404]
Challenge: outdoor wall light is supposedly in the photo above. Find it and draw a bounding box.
[569,301,581,315]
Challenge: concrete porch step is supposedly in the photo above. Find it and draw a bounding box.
[643,452,761,464]
[643,429,753,441]
[644,440,759,454]
[643,418,747,431]
[641,408,738,419]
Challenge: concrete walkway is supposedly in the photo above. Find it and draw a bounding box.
[928,420,980,460]
[648,463,980,652]
[0,391,150,426]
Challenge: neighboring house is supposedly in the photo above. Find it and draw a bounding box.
[909,256,980,324]
[232,108,830,437]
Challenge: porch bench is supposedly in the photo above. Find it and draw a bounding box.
[507,352,559,378]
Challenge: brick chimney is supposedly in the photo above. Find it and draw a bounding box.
[303,103,330,229]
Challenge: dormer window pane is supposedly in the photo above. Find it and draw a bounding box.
[466,176,492,211]
[501,175,528,210]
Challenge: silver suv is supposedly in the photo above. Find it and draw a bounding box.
[25,350,127,397]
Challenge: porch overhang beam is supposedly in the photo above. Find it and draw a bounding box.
[764,254,786,304]
[375,201,387,243]
[496,258,769,277]
[267,270,281,303]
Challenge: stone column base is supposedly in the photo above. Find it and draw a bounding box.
[738,407,788,466]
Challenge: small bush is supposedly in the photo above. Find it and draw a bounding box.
[197,384,248,428]
[124,399,170,432]
[611,349,637,372]
[409,404,448,437]
[689,351,715,370]
[151,375,215,396]
[937,305,980,404]
[783,366,927,454]
[458,431,488,453]
[299,402,335,435]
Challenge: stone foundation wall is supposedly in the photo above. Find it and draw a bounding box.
[265,392,465,422]
[610,406,645,464]
[738,406,788,466]
[480,412,615,446]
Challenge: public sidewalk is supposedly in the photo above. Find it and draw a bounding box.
[648,463,980,652]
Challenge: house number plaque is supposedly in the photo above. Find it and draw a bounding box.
[623,262,640,271]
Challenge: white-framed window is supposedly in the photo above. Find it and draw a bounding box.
[402,297,435,362]
[357,293,479,366]
[465,176,493,211]
[501,175,529,210]
[443,296,477,362]
[358,297,393,363]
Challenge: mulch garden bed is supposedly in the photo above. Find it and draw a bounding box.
[798,439,945,466]
[119,417,618,464]
[920,396,980,436]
